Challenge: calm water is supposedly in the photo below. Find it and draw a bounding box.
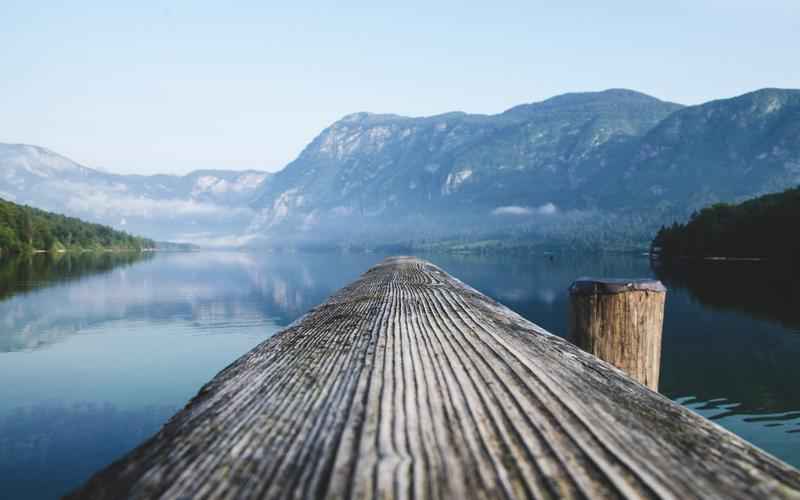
[0,251,798,498]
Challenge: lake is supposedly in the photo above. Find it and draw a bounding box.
[1,251,798,499]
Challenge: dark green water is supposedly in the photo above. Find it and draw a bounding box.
[0,251,798,498]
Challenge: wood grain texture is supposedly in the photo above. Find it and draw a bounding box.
[568,279,666,390]
[67,257,800,500]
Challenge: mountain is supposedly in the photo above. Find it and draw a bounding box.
[602,89,800,210]
[248,89,683,246]
[0,143,270,245]
[4,88,799,251]
[248,88,800,250]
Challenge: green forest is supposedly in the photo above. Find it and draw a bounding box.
[0,197,154,255]
[652,186,800,260]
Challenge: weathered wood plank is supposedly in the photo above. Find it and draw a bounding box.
[67,257,800,499]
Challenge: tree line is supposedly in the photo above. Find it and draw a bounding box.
[0,197,154,255]
[652,187,800,259]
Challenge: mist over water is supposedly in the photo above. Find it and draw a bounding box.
[0,251,797,499]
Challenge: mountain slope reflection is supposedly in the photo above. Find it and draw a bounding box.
[0,251,389,352]
[654,259,800,330]
[0,252,152,302]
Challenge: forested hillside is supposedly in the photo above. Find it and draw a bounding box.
[652,186,800,259]
[0,198,154,255]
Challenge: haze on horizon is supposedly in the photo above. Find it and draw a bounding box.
[2,0,798,176]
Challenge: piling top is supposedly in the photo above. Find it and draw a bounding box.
[570,277,667,295]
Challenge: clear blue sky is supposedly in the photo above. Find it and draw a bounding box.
[1,1,798,175]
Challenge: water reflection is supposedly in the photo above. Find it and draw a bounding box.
[0,251,798,499]
[426,253,800,464]
[653,258,800,330]
[650,258,800,462]
[0,252,152,302]
[0,252,387,353]
[652,259,800,416]
[0,402,176,500]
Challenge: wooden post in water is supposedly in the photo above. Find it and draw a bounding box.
[569,278,666,390]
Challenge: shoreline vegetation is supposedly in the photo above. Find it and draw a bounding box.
[652,187,800,262]
[0,197,154,256]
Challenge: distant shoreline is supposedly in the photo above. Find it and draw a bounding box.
[3,247,176,258]
[651,253,768,262]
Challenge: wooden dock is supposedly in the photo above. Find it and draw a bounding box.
[68,257,800,499]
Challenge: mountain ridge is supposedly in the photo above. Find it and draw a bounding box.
[246,88,685,244]
[3,87,799,250]
[0,142,271,245]
[246,87,800,249]
[0,142,270,181]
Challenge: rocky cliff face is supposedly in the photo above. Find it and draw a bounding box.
[248,90,684,242]
[247,88,800,248]
[605,89,800,210]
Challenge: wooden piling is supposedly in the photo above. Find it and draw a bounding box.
[67,257,800,500]
[568,278,666,390]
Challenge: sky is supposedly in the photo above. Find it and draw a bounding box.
[1,1,798,175]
